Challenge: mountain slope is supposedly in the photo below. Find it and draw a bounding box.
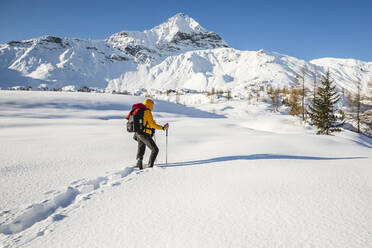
[107,48,372,94]
[0,36,136,89]
[311,58,372,92]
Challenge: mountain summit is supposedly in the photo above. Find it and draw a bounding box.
[106,13,229,62]
[157,13,207,35]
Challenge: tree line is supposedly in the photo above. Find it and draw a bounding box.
[265,67,372,136]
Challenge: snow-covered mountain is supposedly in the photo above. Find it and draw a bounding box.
[0,36,136,89]
[106,13,228,64]
[108,48,372,94]
[310,57,372,92]
[0,13,371,94]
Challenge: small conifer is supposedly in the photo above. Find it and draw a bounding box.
[308,71,344,135]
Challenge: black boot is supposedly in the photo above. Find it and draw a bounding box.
[137,159,143,170]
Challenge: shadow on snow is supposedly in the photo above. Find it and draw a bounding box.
[0,98,224,119]
[159,154,367,167]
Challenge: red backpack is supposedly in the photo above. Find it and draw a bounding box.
[126,103,147,133]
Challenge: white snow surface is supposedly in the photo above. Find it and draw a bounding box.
[0,91,371,247]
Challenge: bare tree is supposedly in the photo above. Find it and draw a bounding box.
[361,78,372,135]
[367,78,372,100]
[226,90,232,101]
[298,66,308,121]
[288,75,301,116]
[355,84,361,133]
[247,92,253,104]
[175,91,180,104]
[273,88,281,112]
[288,88,301,116]
[267,86,281,112]
[311,67,318,104]
[350,84,362,133]
[346,82,365,133]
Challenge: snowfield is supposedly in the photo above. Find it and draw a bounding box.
[0,90,371,247]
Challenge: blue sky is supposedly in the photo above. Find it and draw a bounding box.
[0,0,371,61]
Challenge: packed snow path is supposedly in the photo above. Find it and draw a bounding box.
[0,91,371,247]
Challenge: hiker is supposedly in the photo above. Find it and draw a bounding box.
[128,99,169,169]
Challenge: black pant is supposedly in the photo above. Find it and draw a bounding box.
[135,132,159,168]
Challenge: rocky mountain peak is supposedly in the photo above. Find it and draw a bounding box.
[153,13,206,35]
[106,13,228,63]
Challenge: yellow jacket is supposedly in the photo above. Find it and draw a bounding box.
[143,99,163,135]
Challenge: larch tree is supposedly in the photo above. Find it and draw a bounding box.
[299,66,308,121]
[288,75,301,116]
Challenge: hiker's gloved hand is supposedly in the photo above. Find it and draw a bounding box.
[163,123,169,130]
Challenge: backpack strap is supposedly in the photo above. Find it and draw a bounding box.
[125,109,135,120]
[142,109,155,136]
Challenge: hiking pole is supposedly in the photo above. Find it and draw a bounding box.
[153,133,157,166]
[166,129,168,166]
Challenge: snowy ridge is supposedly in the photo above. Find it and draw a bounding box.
[111,48,308,91]
[311,57,372,92]
[107,48,372,94]
[0,36,136,89]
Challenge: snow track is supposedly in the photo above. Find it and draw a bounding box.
[0,166,139,245]
[0,187,79,235]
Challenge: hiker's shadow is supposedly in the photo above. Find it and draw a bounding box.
[159,154,366,167]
